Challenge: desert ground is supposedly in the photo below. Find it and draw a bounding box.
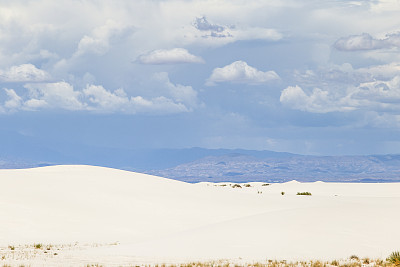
[1,165,399,266]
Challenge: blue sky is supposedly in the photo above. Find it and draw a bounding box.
[1,0,400,156]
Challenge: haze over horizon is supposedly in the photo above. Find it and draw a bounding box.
[2,0,400,157]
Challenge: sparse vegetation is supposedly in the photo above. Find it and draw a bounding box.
[281,191,285,195]
[387,251,400,266]
[349,255,359,261]
[244,184,251,187]
[34,243,43,249]
[297,192,312,196]
[8,245,14,251]
[262,183,270,186]
[331,260,339,266]
[232,184,242,188]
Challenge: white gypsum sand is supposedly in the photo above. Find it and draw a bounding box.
[0,165,399,266]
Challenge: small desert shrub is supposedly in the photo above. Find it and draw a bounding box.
[281,191,285,195]
[244,184,251,187]
[8,245,15,250]
[33,243,43,249]
[262,183,270,186]
[297,192,312,195]
[349,255,359,261]
[232,184,242,188]
[387,251,400,266]
[331,260,339,266]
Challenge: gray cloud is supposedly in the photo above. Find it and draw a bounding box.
[193,16,233,39]
[334,32,400,51]
[193,16,226,32]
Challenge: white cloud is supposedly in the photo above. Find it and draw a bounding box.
[280,85,356,113]
[74,20,134,57]
[23,82,86,111]
[0,64,51,82]
[137,48,204,64]
[83,85,129,112]
[153,72,200,110]
[83,84,190,114]
[1,78,197,114]
[334,32,400,51]
[206,61,279,86]
[281,76,400,113]
[3,88,23,110]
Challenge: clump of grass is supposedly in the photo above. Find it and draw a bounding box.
[297,192,312,196]
[281,191,285,195]
[349,255,359,261]
[8,245,15,250]
[331,260,339,266]
[363,257,370,264]
[387,251,400,266]
[244,184,251,187]
[33,243,43,249]
[232,184,242,188]
[262,183,270,186]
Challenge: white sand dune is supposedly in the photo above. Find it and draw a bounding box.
[1,165,399,266]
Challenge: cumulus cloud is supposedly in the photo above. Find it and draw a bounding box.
[280,85,356,113]
[0,64,51,82]
[280,76,400,113]
[83,85,129,111]
[334,32,400,51]
[206,60,279,86]
[137,48,204,64]
[1,77,198,114]
[23,82,86,111]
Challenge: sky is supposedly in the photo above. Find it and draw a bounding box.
[1,0,400,156]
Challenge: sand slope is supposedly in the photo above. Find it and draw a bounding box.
[1,165,399,265]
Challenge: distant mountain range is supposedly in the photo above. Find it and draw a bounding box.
[1,142,400,183]
[146,153,400,183]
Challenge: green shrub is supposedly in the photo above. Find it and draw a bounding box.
[297,192,312,196]
[281,191,285,195]
[232,184,242,188]
[244,184,251,187]
[387,251,400,266]
[34,243,43,249]
[262,183,270,186]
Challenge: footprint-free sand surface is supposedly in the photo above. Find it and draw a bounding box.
[1,165,399,266]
